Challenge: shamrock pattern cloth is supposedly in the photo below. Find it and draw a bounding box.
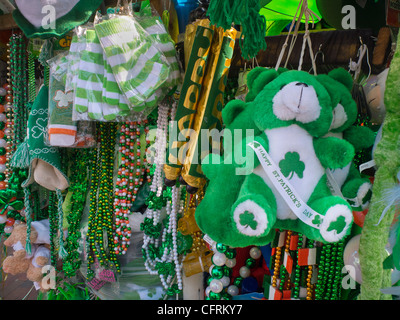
[22,85,69,191]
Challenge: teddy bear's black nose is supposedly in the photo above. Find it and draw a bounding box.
[296,82,309,87]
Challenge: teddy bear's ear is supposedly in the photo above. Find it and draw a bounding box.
[246,66,267,90]
[246,68,280,102]
[328,68,354,92]
[277,67,289,74]
[222,99,247,127]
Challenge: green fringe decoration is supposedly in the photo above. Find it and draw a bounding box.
[207,0,267,59]
[10,139,30,169]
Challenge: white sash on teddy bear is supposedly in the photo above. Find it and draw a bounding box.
[248,141,325,230]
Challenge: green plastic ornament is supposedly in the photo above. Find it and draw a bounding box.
[216,243,228,253]
[210,265,225,279]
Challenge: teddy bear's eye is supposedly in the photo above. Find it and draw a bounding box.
[296,82,309,87]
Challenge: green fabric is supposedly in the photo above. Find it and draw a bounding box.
[207,0,266,59]
[136,1,181,89]
[21,85,69,191]
[313,137,354,169]
[94,15,170,111]
[358,33,400,300]
[12,0,103,39]
[73,28,126,121]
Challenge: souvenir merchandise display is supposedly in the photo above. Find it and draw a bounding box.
[0,0,400,304]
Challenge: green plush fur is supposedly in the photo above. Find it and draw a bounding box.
[359,34,400,300]
[317,68,375,211]
[196,68,356,247]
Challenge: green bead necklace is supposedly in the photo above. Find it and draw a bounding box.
[63,149,90,278]
[291,233,304,299]
[48,190,59,268]
[87,122,119,279]
[9,32,28,145]
[315,240,345,300]
[27,49,36,103]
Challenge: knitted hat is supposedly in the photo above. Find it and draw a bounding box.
[12,85,69,191]
[12,0,103,39]
[11,85,69,257]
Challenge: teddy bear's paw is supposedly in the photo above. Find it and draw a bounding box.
[353,181,373,210]
[343,179,373,210]
[319,204,353,242]
[232,197,275,238]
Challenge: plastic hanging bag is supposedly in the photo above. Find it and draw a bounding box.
[47,51,96,148]
[134,0,182,91]
[88,232,165,300]
[73,26,118,121]
[93,1,171,118]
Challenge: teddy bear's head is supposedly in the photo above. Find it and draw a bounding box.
[248,70,333,137]
[4,223,38,249]
[316,68,357,134]
[2,250,33,275]
[222,68,333,137]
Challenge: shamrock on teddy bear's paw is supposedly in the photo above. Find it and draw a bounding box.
[196,69,356,248]
[313,203,354,243]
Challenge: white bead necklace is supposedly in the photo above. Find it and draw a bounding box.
[142,100,185,293]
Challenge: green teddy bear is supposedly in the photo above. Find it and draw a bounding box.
[195,68,281,247]
[196,68,356,247]
[317,68,375,212]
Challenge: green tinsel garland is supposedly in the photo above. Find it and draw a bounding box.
[207,0,267,59]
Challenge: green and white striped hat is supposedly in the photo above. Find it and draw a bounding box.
[12,0,103,39]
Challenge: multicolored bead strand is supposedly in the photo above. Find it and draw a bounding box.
[0,103,7,191]
[3,37,15,188]
[205,242,237,300]
[305,239,315,300]
[113,120,150,255]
